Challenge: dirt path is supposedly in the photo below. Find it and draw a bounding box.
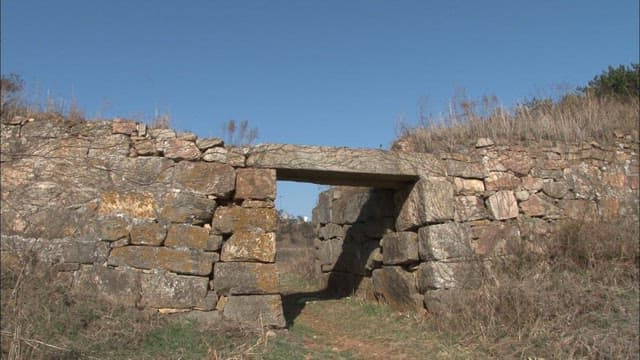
[280,295,424,360]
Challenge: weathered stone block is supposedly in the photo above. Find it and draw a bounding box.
[73,265,140,306]
[542,181,569,199]
[318,223,344,239]
[454,195,488,222]
[519,193,561,218]
[312,190,332,225]
[223,295,285,328]
[212,207,276,233]
[501,157,533,176]
[446,160,488,179]
[381,232,419,265]
[140,271,209,309]
[160,192,217,225]
[332,240,380,276]
[98,191,157,219]
[96,216,130,241]
[471,221,520,255]
[424,289,475,315]
[453,177,485,195]
[484,172,520,191]
[165,224,217,250]
[213,262,278,295]
[163,139,201,160]
[560,199,598,222]
[395,177,454,231]
[130,221,166,246]
[173,162,235,196]
[418,222,472,261]
[235,168,276,200]
[196,137,224,150]
[372,266,422,312]
[220,231,276,263]
[316,237,344,268]
[417,261,481,291]
[133,139,157,155]
[486,191,519,220]
[521,176,544,192]
[112,119,138,135]
[108,246,216,276]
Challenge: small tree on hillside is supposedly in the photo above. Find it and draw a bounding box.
[580,63,639,100]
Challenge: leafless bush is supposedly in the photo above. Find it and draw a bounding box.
[222,119,258,146]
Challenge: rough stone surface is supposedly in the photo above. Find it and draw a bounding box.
[130,221,166,246]
[453,177,485,194]
[417,261,481,291]
[223,295,285,328]
[73,265,140,306]
[486,191,519,220]
[108,246,216,276]
[318,223,345,239]
[173,162,235,196]
[98,191,157,219]
[471,221,521,255]
[163,139,201,160]
[395,177,454,231]
[520,193,561,218]
[96,216,130,241]
[165,224,216,250]
[196,137,224,150]
[212,207,277,234]
[247,144,443,187]
[446,160,489,179]
[418,222,473,261]
[381,232,419,265]
[542,181,569,199]
[220,231,276,263]
[140,271,209,308]
[560,199,598,221]
[372,266,422,312]
[213,262,278,295]
[454,196,488,222]
[484,172,521,191]
[159,192,217,225]
[235,168,276,200]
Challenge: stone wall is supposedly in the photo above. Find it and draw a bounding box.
[1,117,284,327]
[312,137,639,313]
[1,115,638,325]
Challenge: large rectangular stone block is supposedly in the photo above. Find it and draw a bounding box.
[98,191,157,219]
[140,271,209,309]
[220,231,276,263]
[213,262,278,295]
[165,224,218,250]
[222,295,285,328]
[486,190,519,220]
[212,206,276,233]
[173,162,235,196]
[130,221,167,246]
[417,261,481,292]
[371,266,422,312]
[159,191,217,225]
[73,265,141,306]
[234,168,276,200]
[418,222,473,261]
[381,232,419,265]
[395,177,454,231]
[108,246,216,276]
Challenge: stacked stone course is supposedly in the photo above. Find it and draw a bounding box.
[313,137,639,314]
[1,117,284,328]
[1,115,638,324]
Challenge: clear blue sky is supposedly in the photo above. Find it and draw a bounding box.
[2,0,638,218]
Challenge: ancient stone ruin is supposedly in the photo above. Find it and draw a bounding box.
[1,117,638,328]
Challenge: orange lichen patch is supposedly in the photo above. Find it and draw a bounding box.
[98,191,157,219]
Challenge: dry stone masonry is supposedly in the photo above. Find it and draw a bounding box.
[1,116,638,326]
